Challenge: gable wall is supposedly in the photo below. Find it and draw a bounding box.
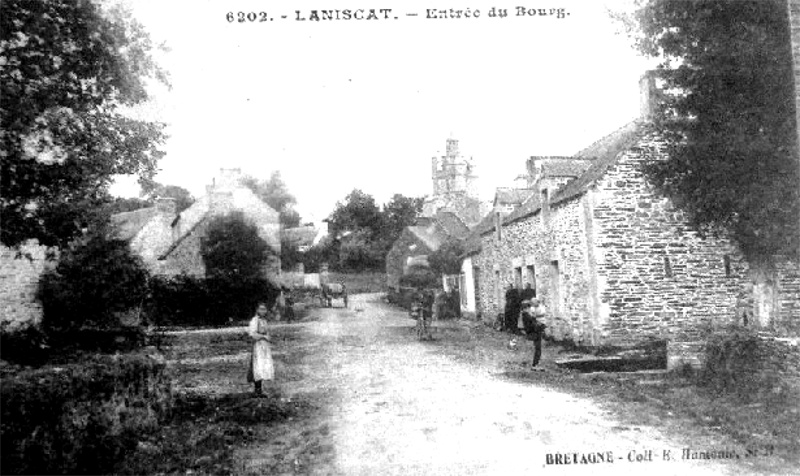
[590,132,749,348]
[386,229,432,289]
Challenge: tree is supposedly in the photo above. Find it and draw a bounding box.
[428,239,466,276]
[145,183,195,212]
[240,171,301,227]
[103,197,153,215]
[202,212,273,281]
[327,189,383,238]
[338,229,385,271]
[201,212,278,321]
[38,233,150,333]
[380,194,425,246]
[627,0,800,260]
[1,0,168,247]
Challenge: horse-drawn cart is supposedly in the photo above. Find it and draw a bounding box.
[320,282,348,308]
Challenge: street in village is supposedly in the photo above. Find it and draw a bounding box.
[163,294,791,476]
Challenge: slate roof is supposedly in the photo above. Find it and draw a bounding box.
[494,188,534,206]
[432,210,470,239]
[110,207,159,241]
[539,159,594,178]
[503,190,544,225]
[504,120,647,225]
[551,120,646,206]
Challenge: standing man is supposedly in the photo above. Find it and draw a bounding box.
[504,284,521,333]
[522,298,547,369]
[520,282,536,302]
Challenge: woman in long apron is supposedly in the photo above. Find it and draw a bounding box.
[247,303,275,395]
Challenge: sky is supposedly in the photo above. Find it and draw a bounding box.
[111,0,651,223]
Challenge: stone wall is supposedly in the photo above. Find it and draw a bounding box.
[0,241,57,331]
[471,128,800,367]
[158,219,208,277]
[474,196,595,343]
[591,131,749,348]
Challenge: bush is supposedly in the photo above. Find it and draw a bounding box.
[0,351,172,475]
[38,234,149,334]
[0,324,50,366]
[200,212,280,323]
[147,274,211,326]
[146,274,279,327]
[702,327,793,401]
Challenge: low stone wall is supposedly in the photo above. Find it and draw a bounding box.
[0,240,58,332]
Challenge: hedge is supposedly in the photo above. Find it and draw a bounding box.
[0,350,172,475]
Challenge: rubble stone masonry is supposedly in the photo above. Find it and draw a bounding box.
[472,129,800,368]
[0,241,57,331]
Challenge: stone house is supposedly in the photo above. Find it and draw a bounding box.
[111,168,281,280]
[462,78,800,368]
[386,211,469,291]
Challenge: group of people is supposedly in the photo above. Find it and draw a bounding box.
[504,283,547,369]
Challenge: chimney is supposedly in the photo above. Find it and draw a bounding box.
[217,167,242,189]
[639,70,661,120]
[156,197,177,216]
[527,157,543,186]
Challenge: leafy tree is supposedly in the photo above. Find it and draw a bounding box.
[322,190,424,272]
[328,189,384,238]
[380,194,425,245]
[241,171,301,227]
[103,197,153,215]
[428,238,466,276]
[202,212,273,281]
[201,212,278,321]
[38,233,150,333]
[145,183,195,213]
[627,0,800,259]
[1,0,168,247]
[338,229,386,271]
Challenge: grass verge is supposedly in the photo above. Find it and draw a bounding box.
[115,324,335,475]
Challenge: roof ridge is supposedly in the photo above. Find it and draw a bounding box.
[158,213,209,260]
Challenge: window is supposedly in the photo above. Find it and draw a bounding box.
[526,265,536,294]
[723,255,732,277]
[514,267,523,288]
[550,260,561,316]
[663,256,673,278]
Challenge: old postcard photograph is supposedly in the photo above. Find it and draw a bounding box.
[1,0,799,474]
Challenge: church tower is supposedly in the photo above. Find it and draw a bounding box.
[423,137,485,226]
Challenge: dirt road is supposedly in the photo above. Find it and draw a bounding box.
[230,294,784,476]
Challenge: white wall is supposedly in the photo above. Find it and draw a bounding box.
[460,256,477,316]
